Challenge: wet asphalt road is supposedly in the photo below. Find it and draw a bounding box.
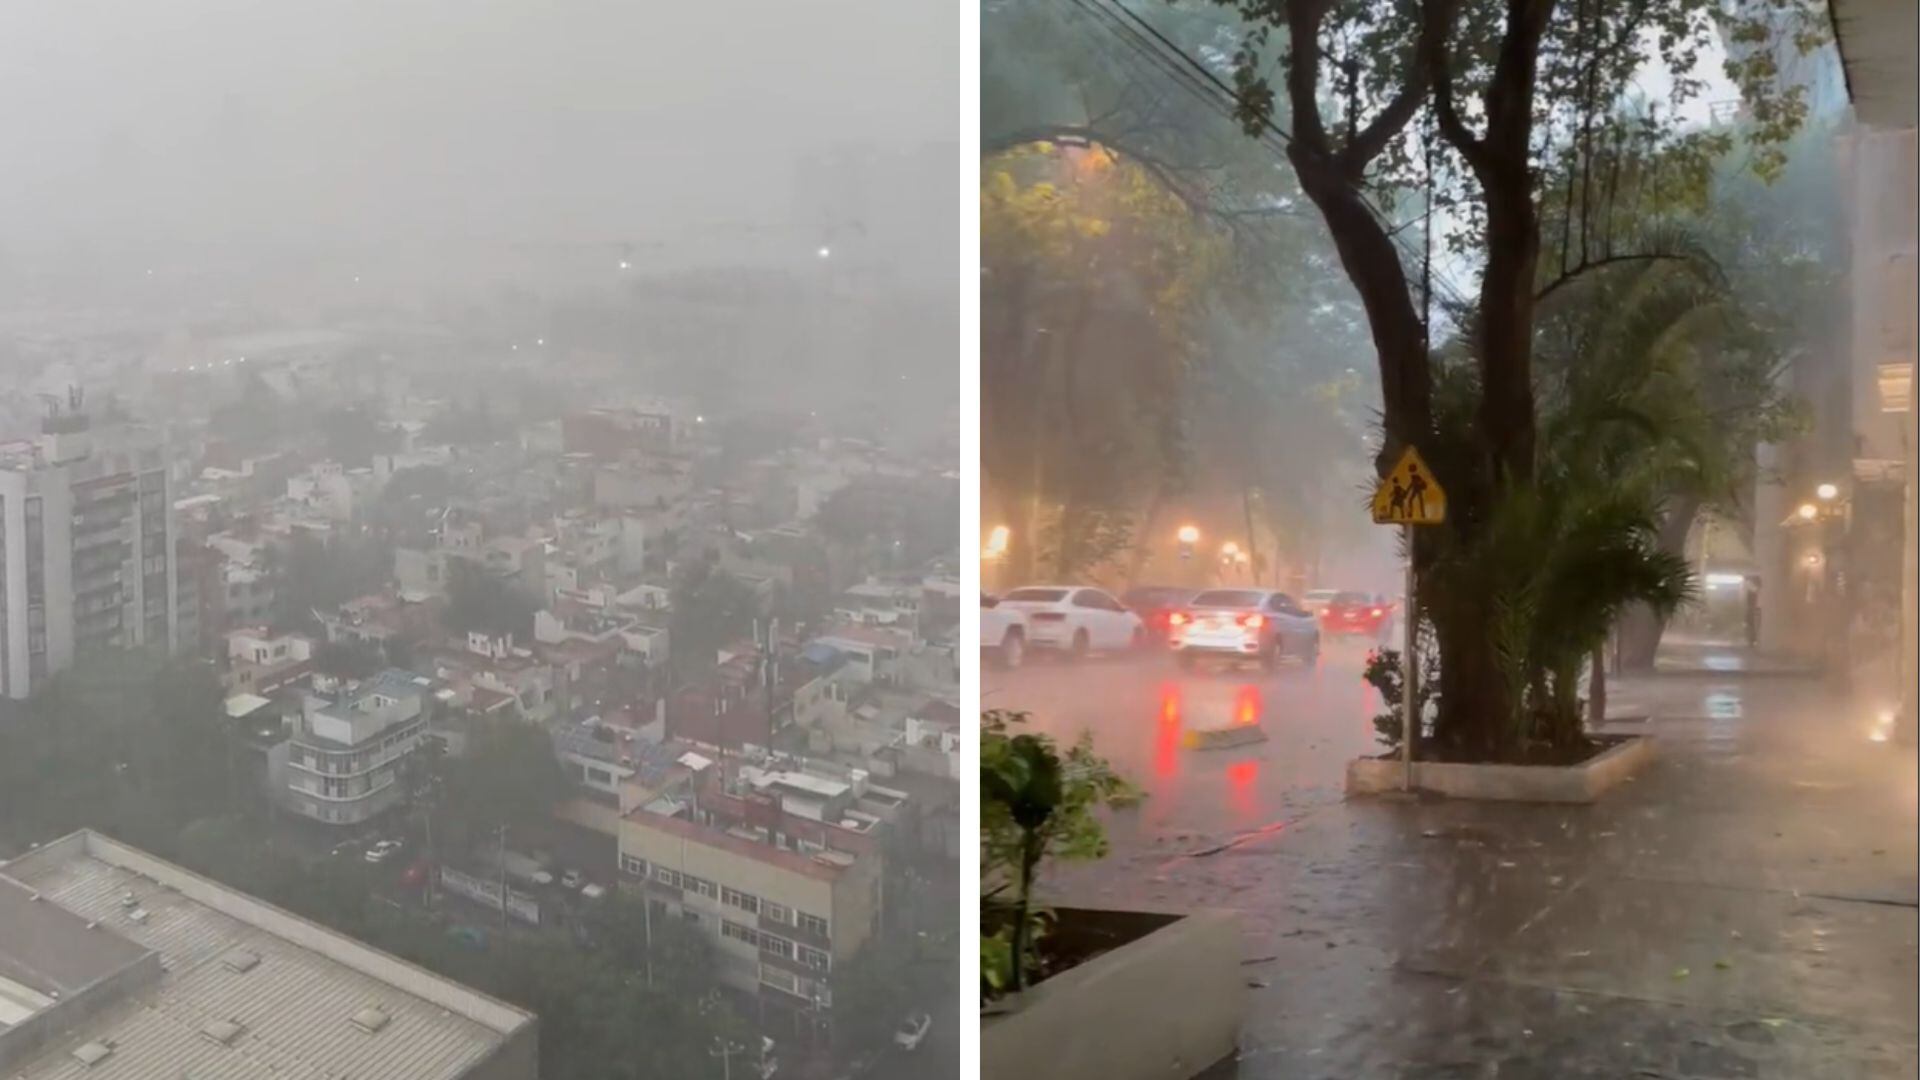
[983,634,1390,848]
[984,643,1919,1078]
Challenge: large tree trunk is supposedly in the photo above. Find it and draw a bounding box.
[1587,642,1607,726]
[1619,493,1700,669]
[1434,607,1511,759]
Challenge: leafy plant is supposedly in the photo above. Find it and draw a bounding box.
[980,710,1134,1000]
[1364,623,1442,751]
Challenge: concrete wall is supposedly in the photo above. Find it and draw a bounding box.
[982,910,1243,1080]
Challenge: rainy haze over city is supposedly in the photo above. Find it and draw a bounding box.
[980,1,1915,1077]
[0,4,960,1080]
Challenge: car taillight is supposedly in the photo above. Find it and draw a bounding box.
[1168,612,1189,627]
[1238,613,1265,629]
[1370,607,1383,616]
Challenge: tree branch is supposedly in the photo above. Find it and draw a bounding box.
[1282,0,1334,157]
[1335,49,1431,175]
[1533,252,1691,303]
[1423,0,1490,178]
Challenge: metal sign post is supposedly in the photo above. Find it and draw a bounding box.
[1402,524,1417,791]
[1371,445,1445,794]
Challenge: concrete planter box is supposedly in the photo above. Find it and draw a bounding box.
[1345,735,1654,803]
[983,908,1243,1080]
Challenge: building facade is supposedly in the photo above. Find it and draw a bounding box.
[615,759,890,1042]
[0,414,176,699]
[282,669,430,827]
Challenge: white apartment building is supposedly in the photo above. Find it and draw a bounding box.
[616,758,892,1041]
[282,669,431,827]
[0,413,176,699]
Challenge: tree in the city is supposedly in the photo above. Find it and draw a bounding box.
[0,653,233,854]
[1214,0,1824,757]
[271,530,392,634]
[442,557,538,641]
[982,141,1224,581]
[666,559,761,678]
[434,714,572,853]
[985,0,1392,586]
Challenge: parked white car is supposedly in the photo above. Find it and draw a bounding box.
[994,586,1144,658]
[363,840,403,864]
[560,869,585,890]
[981,594,1028,669]
[894,1011,932,1051]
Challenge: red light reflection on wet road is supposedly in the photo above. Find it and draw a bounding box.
[1155,682,1182,779]
[1226,758,1261,822]
[1234,685,1262,727]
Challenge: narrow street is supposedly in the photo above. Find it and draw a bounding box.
[984,636,1387,848]
[988,644,1918,1077]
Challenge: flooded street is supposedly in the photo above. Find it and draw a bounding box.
[984,639,1384,846]
[987,645,1919,1077]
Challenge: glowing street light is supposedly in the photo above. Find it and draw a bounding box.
[1816,482,1839,501]
[1797,502,1818,521]
[1176,525,1200,545]
[1221,541,1241,559]
[817,246,832,260]
[982,525,1011,560]
[618,260,632,271]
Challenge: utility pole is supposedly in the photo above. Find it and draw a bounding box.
[496,824,509,929]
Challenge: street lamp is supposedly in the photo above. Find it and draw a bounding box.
[1221,541,1240,560]
[1797,502,1818,521]
[817,246,832,260]
[1177,524,1200,545]
[709,1036,749,1080]
[1816,482,1840,501]
[982,525,1010,561]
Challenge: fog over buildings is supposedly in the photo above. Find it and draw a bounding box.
[0,4,959,1078]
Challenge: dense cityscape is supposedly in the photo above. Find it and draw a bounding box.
[0,4,959,1079]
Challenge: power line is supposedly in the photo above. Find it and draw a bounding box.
[1054,0,1476,311]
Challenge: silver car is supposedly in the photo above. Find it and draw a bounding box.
[1169,588,1321,671]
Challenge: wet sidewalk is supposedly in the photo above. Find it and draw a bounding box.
[1652,639,1823,677]
[1050,674,1918,1078]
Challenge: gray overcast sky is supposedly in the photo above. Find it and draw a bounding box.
[0,0,956,251]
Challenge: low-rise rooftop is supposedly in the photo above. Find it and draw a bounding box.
[0,831,535,1078]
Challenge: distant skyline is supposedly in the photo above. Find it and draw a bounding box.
[0,1,956,258]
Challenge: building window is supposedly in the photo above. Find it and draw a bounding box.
[653,866,680,888]
[799,945,830,971]
[799,913,829,940]
[763,901,791,925]
[620,854,650,879]
[683,874,715,899]
[760,965,799,994]
[722,887,760,914]
[760,933,795,960]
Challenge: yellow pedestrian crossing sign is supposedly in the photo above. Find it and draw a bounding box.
[1372,446,1446,525]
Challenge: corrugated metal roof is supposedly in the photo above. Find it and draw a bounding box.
[0,841,528,1079]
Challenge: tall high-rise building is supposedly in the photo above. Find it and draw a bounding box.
[0,402,176,699]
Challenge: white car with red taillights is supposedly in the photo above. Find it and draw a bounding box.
[995,586,1145,658]
[1169,588,1320,671]
[981,593,1029,669]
